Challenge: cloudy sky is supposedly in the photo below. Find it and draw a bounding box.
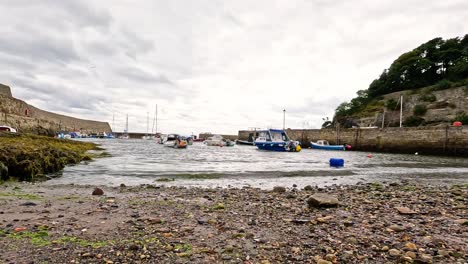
[0,1,467,135]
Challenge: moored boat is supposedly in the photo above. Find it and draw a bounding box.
[163,134,188,148]
[236,140,255,146]
[310,140,350,150]
[254,129,301,152]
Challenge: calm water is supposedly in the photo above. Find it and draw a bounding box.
[45,139,468,189]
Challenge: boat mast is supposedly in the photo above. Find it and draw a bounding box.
[146,112,149,136]
[155,104,158,135]
[125,114,129,134]
[283,109,286,130]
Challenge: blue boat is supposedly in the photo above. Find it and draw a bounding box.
[254,129,301,152]
[310,140,348,151]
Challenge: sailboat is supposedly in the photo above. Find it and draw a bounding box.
[119,114,130,139]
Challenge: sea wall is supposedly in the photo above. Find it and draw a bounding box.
[0,86,111,135]
[239,126,468,156]
[199,133,238,141]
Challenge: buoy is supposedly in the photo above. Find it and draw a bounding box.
[453,121,462,127]
[330,158,344,167]
[415,152,418,155]
[367,154,373,158]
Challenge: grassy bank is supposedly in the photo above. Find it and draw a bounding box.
[0,133,100,181]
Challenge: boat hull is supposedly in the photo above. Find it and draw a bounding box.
[310,142,345,150]
[255,142,292,152]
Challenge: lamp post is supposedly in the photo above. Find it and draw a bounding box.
[283,109,286,130]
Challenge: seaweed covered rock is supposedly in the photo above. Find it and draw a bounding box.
[0,133,98,181]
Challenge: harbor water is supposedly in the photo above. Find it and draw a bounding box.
[45,139,468,189]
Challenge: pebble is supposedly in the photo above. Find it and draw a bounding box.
[405,242,417,251]
[317,259,332,264]
[388,249,401,257]
[273,186,286,193]
[387,224,406,232]
[395,206,417,215]
[419,253,433,263]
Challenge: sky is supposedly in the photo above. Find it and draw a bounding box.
[0,0,467,135]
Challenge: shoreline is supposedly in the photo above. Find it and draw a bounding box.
[1,181,466,263]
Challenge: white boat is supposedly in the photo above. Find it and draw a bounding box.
[163,134,188,148]
[204,135,234,147]
[0,126,17,133]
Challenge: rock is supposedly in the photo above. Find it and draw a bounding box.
[20,202,37,206]
[395,206,417,215]
[129,244,139,251]
[316,216,333,223]
[405,251,416,259]
[273,186,286,193]
[381,246,389,251]
[454,219,468,225]
[307,194,339,208]
[405,242,417,251]
[325,254,336,262]
[437,249,450,256]
[387,224,406,232]
[317,259,332,264]
[92,188,104,196]
[419,253,433,263]
[388,249,401,257]
[120,183,126,188]
[303,185,313,191]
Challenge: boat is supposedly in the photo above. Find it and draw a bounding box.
[204,135,235,147]
[204,135,225,146]
[236,139,255,146]
[0,126,17,133]
[310,140,350,150]
[163,134,188,148]
[254,129,301,152]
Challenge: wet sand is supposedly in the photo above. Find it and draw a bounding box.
[0,181,467,263]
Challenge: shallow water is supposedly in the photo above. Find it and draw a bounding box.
[45,139,468,189]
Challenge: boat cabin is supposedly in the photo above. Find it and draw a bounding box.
[315,140,330,146]
[256,129,289,142]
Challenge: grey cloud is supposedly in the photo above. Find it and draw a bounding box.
[117,67,173,85]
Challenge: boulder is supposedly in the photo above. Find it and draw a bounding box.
[92,188,104,196]
[307,193,339,208]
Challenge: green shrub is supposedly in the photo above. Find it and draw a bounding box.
[434,79,452,90]
[403,116,425,127]
[419,93,436,102]
[413,104,427,116]
[453,112,468,124]
[385,98,399,110]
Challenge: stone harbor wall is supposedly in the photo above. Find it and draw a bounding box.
[199,133,238,140]
[239,127,468,156]
[0,85,111,135]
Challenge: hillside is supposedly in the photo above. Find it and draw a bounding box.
[333,35,468,128]
[0,83,111,135]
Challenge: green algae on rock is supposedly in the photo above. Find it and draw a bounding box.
[0,133,100,181]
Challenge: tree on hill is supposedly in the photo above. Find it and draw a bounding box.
[334,35,468,123]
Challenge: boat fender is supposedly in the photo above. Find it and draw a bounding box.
[296,145,302,152]
[330,158,344,167]
[367,154,372,158]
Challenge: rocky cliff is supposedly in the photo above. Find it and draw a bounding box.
[344,85,468,128]
[0,83,111,135]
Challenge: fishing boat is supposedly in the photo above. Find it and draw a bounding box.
[310,140,350,150]
[163,134,188,148]
[204,135,225,146]
[236,139,255,146]
[254,129,301,152]
[204,135,235,147]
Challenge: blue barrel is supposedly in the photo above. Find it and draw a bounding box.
[330,158,344,167]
